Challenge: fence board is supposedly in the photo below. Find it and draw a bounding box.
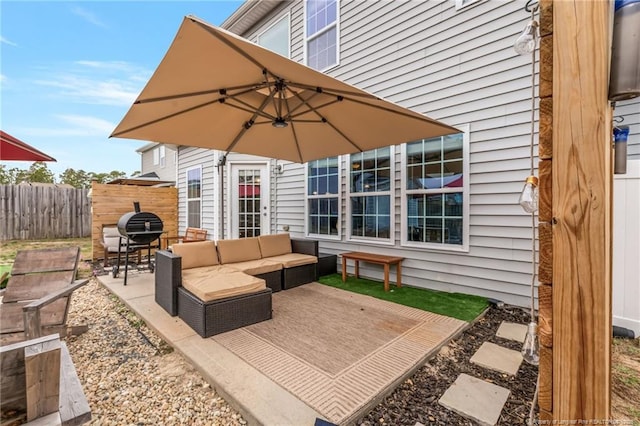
[0,185,90,241]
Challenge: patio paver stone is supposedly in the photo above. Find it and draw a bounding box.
[470,341,523,375]
[495,321,528,343]
[438,373,510,426]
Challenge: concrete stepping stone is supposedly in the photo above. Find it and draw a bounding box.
[438,373,510,426]
[495,321,527,343]
[470,342,523,375]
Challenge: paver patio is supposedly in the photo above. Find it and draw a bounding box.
[97,270,467,425]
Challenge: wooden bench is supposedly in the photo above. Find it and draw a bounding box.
[341,251,405,292]
[0,334,91,425]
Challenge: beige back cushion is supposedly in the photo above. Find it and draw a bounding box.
[258,234,292,258]
[172,241,219,269]
[217,237,262,264]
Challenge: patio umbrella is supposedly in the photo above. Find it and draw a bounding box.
[1,131,56,162]
[111,15,459,163]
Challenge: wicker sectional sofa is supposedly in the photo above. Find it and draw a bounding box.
[155,234,318,337]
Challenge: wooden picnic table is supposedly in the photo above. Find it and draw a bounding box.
[340,251,404,292]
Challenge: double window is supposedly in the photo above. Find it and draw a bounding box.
[307,157,340,237]
[305,0,339,70]
[403,132,467,248]
[348,147,392,241]
[186,167,202,228]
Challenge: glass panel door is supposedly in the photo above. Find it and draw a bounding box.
[230,163,269,239]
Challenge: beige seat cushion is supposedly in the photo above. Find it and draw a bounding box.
[182,264,238,281]
[181,269,266,302]
[217,237,262,264]
[103,227,125,253]
[258,234,292,258]
[172,241,219,269]
[225,259,283,276]
[263,253,317,269]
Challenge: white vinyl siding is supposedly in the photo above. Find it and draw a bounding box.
[203,0,640,307]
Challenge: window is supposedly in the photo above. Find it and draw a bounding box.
[348,147,392,241]
[153,145,166,167]
[305,0,338,70]
[455,0,482,10]
[257,14,290,58]
[402,131,468,249]
[186,167,202,228]
[306,157,340,237]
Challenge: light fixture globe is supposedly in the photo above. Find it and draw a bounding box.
[272,117,288,128]
[514,19,539,55]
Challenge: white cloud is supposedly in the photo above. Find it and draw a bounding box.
[1,36,17,47]
[18,115,116,137]
[71,7,108,29]
[31,60,150,106]
[0,74,6,84]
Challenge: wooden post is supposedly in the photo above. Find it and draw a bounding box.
[24,337,62,421]
[552,0,612,421]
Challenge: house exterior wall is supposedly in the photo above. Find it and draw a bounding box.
[139,144,178,182]
[176,0,640,306]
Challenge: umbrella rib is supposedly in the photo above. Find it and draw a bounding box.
[283,95,304,162]
[287,82,383,101]
[224,86,276,153]
[289,89,364,153]
[289,98,343,119]
[224,102,275,120]
[111,98,220,137]
[135,84,261,105]
[287,91,321,116]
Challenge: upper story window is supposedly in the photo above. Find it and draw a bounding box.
[402,130,469,250]
[306,157,340,238]
[348,147,393,242]
[257,14,290,58]
[186,167,202,228]
[305,0,339,70]
[153,145,166,167]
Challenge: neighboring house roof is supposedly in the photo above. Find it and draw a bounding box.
[107,173,174,186]
[135,142,178,153]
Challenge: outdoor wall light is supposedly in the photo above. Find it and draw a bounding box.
[518,175,539,213]
[514,19,539,55]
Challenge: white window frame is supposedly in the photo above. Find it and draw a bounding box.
[305,156,342,240]
[186,166,202,229]
[257,13,291,58]
[153,147,160,166]
[303,0,340,71]
[346,147,395,245]
[400,125,470,252]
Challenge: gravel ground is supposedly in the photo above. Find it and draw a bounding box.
[66,278,246,426]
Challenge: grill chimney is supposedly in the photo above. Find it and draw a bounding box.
[134,201,141,213]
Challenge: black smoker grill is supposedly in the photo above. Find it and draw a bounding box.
[115,202,163,285]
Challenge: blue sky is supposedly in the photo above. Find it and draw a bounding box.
[1,0,243,178]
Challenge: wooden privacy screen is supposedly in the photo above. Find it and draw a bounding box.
[90,182,178,261]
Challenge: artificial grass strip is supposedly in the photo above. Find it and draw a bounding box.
[318,273,488,322]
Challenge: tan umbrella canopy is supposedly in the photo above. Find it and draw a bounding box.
[111,15,458,163]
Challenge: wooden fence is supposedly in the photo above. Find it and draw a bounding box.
[91,182,177,261]
[0,184,91,241]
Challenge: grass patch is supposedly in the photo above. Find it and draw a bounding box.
[318,273,488,322]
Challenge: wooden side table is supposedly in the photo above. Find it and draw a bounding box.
[340,251,404,291]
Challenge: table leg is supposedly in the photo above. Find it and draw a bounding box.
[342,257,347,282]
[354,260,360,278]
[396,261,402,288]
[384,264,390,292]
